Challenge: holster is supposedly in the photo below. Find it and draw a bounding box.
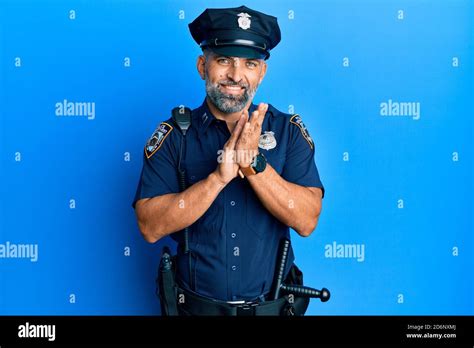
[281,264,310,316]
[157,251,179,316]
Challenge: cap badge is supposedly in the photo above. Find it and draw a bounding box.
[237,12,251,30]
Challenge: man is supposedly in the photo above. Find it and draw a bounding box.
[133,5,325,316]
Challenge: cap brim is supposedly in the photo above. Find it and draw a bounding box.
[208,45,268,60]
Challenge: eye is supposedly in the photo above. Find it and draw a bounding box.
[217,58,231,65]
[246,61,258,69]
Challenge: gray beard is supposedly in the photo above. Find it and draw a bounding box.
[205,78,257,114]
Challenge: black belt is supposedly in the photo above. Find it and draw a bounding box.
[177,287,289,316]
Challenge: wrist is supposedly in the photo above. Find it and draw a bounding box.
[237,149,258,168]
[209,171,229,188]
[239,152,267,178]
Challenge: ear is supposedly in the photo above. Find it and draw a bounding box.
[258,61,268,84]
[197,55,206,80]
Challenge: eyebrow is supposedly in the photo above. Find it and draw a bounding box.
[215,56,261,64]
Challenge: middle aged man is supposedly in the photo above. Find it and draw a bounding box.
[133,5,325,316]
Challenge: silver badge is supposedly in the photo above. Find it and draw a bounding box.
[237,12,251,30]
[258,131,277,150]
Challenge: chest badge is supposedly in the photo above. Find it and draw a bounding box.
[258,131,277,150]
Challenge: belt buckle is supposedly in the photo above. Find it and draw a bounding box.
[235,301,259,316]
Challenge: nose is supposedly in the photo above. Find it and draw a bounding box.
[226,61,244,84]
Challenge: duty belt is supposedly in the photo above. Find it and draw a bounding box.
[177,287,290,316]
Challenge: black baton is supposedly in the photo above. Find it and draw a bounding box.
[271,238,291,300]
[271,238,331,302]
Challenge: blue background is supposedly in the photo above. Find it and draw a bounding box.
[0,0,472,315]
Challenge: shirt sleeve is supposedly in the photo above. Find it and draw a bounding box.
[281,114,325,198]
[132,121,180,208]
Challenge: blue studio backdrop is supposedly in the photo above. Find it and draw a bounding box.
[0,0,472,315]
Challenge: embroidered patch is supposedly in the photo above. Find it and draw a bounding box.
[145,122,173,159]
[258,131,277,150]
[290,114,313,149]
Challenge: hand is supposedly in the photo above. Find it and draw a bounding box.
[235,103,268,168]
[214,113,247,185]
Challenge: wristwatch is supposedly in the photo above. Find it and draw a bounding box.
[239,153,267,178]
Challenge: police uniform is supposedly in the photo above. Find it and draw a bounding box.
[133,6,325,314]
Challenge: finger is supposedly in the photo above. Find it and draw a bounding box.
[250,103,267,129]
[244,116,251,134]
[242,108,249,121]
[226,114,246,148]
[249,109,260,128]
[255,103,268,129]
[238,109,249,131]
[249,103,264,127]
[236,122,251,145]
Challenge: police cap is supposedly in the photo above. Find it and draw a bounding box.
[189,5,281,60]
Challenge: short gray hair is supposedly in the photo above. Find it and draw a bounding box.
[201,48,213,58]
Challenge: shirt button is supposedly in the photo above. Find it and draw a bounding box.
[230,200,236,206]
[231,265,237,271]
[231,233,236,238]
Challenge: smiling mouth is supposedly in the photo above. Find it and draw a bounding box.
[219,84,245,95]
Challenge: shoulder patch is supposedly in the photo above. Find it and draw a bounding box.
[145,122,173,159]
[290,114,314,149]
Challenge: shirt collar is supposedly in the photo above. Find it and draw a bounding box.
[197,99,258,135]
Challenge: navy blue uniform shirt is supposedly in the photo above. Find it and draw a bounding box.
[133,100,324,302]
